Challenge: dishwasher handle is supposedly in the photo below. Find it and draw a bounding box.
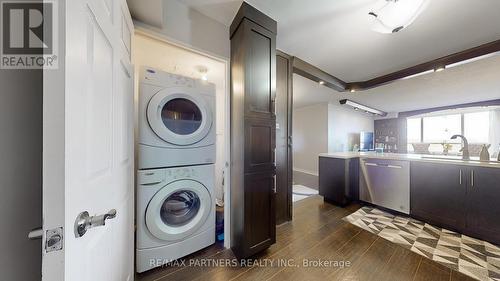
[364,162,402,169]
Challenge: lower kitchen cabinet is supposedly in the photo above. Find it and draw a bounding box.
[319,157,359,206]
[410,162,467,232]
[411,162,500,246]
[466,166,500,245]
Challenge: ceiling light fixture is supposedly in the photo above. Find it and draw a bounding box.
[434,66,446,72]
[339,99,387,117]
[319,80,325,85]
[368,0,429,34]
[350,88,356,93]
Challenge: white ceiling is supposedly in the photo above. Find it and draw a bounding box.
[177,0,243,26]
[127,0,164,28]
[293,54,500,113]
[183,0,500,82]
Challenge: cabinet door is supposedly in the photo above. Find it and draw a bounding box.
[466,167,500,245]
[244,117,276,173]
[243,171,276,256]
[244,22,276,119]
[319,157,349,206]
[410,162,467,232]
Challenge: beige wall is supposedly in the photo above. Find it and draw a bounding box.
[292,101,375,178]
[328,103,374,152]
[292,103,329,176]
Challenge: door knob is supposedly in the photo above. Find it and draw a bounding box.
[74,209,117,238]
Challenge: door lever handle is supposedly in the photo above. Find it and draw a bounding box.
[74,209,117,238]
[28,227,43,240]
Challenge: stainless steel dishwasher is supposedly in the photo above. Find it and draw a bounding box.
[359,158,410,214]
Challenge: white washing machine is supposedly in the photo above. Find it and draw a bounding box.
[136,165,215,273]
[138,67,216,169]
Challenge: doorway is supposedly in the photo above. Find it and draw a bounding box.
[132,29,232,248]
[290,73,376,205]
[0,70,42,281]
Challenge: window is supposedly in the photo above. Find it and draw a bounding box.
[422,114,461,143]
[464,112,490,143]
[406,118,421,152]
[406,109,492,155]
[407,118,421,143]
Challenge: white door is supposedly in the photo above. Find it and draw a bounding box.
[42,0,135,280]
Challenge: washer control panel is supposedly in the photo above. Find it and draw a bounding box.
[167,167,198,179]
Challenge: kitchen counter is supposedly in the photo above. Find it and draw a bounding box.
[319,151,500,246]
[319,152,500,169]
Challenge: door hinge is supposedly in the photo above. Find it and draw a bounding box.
[45,227,63,253]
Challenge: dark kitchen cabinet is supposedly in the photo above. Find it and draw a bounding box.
[411,162,500,246]
[230,2,277,259]
[466,166,500,245]
[243,171,276,253]
[410,162,467,232]
[319,157,359,206]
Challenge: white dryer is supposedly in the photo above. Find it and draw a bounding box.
[136,164,215,273]
[138,67,216,169]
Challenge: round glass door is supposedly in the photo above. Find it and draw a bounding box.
[161,98,202,135]
[147,89,213,146]
[146,180,212,241]
[160,190,200,227]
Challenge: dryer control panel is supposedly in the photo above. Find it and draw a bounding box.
[143,68,195,88]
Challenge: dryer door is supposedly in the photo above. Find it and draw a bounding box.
[147,88,213,146]
[146,179,212,241]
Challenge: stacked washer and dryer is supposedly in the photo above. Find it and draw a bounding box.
[136,67,216,273]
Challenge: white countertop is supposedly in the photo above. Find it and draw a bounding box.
[319,152,500,169]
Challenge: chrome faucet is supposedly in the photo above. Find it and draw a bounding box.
[451,135,470,160]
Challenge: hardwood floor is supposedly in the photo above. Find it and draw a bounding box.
[136,196,476,281]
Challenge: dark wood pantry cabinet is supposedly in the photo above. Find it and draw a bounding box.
[230,2,278,259]
[411,161,500,246]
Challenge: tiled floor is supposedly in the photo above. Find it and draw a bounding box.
[292,184,318,202]
[344,207,500,281]
[136,196,476,281]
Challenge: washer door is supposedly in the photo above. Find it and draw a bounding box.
[147,88,212,146]
[146,180,212,241]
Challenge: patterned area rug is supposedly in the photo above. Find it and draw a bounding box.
[344,207,500,281]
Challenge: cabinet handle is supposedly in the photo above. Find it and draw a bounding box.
[459,169,462,185]
[471,170,474,188]
[273,175,277,194]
